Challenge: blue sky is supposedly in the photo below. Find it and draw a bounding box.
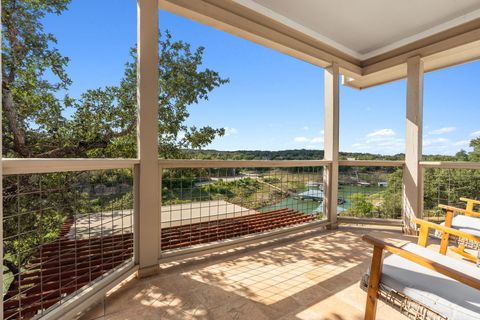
[43,0,480,156]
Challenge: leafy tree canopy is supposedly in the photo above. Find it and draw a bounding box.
[2,0,228,159]
[469,138,480,161]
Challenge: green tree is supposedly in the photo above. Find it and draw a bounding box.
[2,0,73,157]
[469,138,480,161]
[455,150,468,161]
[381,168,402,218]
[2,1,228,159]
[348,193,374,217]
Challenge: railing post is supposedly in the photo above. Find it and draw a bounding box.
[137,0,160,277]
[133,164,140,265]
[403,56,424,234]
[0,44,3,320]
[323,63,340,228]
[158,166,163,257]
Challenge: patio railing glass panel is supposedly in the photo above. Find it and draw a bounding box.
[2,168,134,320]
[159,164,327,252]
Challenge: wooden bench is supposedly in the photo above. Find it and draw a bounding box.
[439,201,480,262]
[363,219,480,320]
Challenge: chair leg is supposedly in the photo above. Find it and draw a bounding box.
[365,246,384,320]
[451,244,477,262]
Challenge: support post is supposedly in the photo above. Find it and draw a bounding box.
[137,0,160,277]
[403,56,424,234]
[323,63,340,228]
[0,37,3,320]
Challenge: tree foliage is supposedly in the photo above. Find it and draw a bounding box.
[2,0,72,157]
[2,0,228,159]
[348,193,374,217]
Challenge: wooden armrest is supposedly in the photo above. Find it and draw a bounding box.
[414,218,480,243]
[438,204,480,218]
[460,197,480,206]
[362,235,480,290]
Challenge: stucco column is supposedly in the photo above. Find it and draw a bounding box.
[403,56,424,234]
[323,63,340,228]
[137,0,160,277]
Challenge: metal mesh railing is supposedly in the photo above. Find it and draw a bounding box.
[337,166,403,220]
[2,169,134,320]
[423,168,480,222]
[160,166,326,251]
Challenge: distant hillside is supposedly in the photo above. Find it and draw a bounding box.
[186,149,458,161]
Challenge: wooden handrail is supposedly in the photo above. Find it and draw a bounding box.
[438,204,480,218]
[362,235,480,290]
[2,158,139,175]
[157,159,332,168]
[157,159,406,168]
[419,161,480,170]
[338,160,404,167]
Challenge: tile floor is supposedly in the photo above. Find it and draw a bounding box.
[79,226,417,320]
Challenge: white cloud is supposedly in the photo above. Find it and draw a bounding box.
[302,126,309,131]
[352,143,366,148]
[470,130,480,137]
[349,129,404,154]
[429,127,456,135]
[423,137,449,146]
[224,127,238,136]
[366,128,395,138]
[293,136,308,143]
[346,126,470,156]
[453,140,469,147]
[423,137,473,155]
[293,136,323,146]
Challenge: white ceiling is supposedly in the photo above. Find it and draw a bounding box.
[233,0,480,60]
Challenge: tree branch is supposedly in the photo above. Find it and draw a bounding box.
[2,81,30,157]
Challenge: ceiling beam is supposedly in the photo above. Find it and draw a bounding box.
[362,18,480,68]
[159,0,480,89]
[158,0,362,76]
[362,25,480,75]
[344,39,480,89]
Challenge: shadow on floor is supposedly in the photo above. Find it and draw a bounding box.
[80,226,413,320]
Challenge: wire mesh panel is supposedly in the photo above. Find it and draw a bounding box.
[423,168,480,222]
[160,166,326,251]
[337,166,403,219]
[2,169,134,320]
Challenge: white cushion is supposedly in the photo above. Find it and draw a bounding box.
[442,215,480,237]
[379,243,480,319]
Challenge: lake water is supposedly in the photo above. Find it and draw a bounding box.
[259,185,385,216]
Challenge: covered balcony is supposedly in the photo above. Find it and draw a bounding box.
[2,0,480,319]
